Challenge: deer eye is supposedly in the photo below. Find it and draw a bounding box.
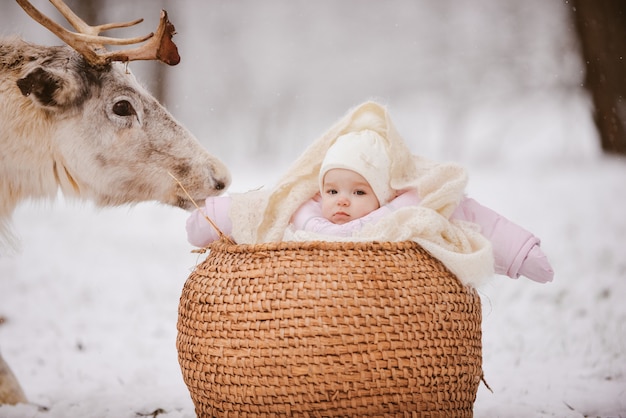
[112,99,136,117]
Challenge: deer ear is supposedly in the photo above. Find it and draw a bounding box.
[17,67,63,107]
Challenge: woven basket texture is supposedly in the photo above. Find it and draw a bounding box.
[177,240,482,417]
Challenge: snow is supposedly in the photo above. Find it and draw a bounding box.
[2,131,625,418]
[2,0,626,417]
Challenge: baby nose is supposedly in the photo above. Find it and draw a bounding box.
[338,195,350,205]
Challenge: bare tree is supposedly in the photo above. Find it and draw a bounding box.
[572,0,626,155]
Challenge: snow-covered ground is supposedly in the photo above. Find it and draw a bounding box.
[1,140,625,418]
[2,0,626,417]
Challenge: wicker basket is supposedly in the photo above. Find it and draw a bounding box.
[177,240,482,417]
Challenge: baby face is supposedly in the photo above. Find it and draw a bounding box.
[320,168,380,224]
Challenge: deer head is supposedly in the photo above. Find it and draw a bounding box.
[1,1,230,226]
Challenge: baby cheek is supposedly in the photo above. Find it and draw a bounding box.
[321,200,334,218]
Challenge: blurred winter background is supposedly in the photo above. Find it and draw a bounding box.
[1,0,625,417]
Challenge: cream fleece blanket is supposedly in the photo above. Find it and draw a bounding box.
[230,101,494,287]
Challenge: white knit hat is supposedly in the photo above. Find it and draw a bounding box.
[319,129,394,205]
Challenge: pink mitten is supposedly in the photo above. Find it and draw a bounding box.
[186,195,233,247]
[517,245,554,283]
[453,197,554,283]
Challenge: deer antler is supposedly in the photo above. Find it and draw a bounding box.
[16,0,180,66]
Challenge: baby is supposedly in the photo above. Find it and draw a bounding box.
[186,130,554,284]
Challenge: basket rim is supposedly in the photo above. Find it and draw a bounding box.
[208,239,424,254]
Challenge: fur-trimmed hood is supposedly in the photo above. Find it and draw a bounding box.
[229,101,494,287]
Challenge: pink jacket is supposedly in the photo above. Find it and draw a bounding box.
[186,190,554,283]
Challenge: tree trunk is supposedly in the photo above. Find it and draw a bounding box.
[572,0,626,155]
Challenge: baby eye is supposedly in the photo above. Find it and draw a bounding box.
[327,189,338,195]
[355,190,366,196]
